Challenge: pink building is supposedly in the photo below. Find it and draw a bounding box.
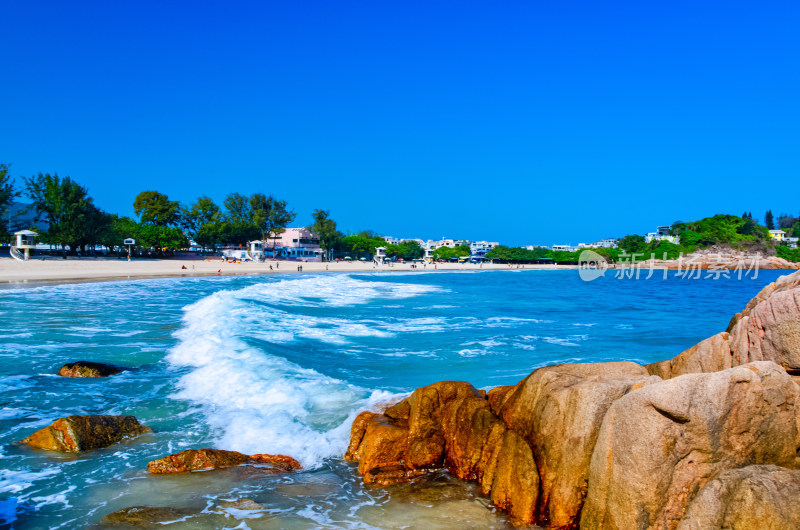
[270,227,323,261]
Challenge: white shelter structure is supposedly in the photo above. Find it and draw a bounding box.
[11,230,38,261]
[374,246,386,264]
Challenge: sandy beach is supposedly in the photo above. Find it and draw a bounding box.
[0,257,571,287]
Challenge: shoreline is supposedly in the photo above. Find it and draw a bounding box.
[0,257,576,289]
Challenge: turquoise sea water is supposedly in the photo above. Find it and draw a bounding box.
[0,269,789,528]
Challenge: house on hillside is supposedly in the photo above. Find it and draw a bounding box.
[768,230,786,242]
[645,226,679,244]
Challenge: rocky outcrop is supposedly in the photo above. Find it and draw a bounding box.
[582,361,799,529]
[57,361,124,377]
[647,269,800,379]
[640,248,799,270]
[346,270,800,528]
[498,362,652,528]
[346,381,540,522]
[677,465,800,529]
[19,415,151,452]
[147,448,301,474]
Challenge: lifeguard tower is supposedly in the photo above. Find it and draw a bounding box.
[10,230,38,261]
[249,240,265,262]
[374,246,386,264]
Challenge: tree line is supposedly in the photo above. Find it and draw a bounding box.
[0,164,301,256]
[0,163,432,259]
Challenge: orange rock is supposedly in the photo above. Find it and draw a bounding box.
[57,361,123,377]
[345,411,379,461]
[346,380,541,524]
[486,385,514,415]
[147,448,301,474]
[20,415,151,452]
[249,453,302,472]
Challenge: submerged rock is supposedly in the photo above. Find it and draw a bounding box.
[99,505,196,527]
[147,448,301,474]
[218,498,266,511]
[20,415,152,452]
[58,361,124,377]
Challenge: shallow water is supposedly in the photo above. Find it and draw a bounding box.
[0,269,786,528]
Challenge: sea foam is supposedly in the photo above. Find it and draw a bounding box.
[166,275,430,467]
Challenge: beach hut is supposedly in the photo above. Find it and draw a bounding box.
[12,230,38,261]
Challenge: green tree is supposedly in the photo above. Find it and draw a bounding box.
[765,210,775,230]
[340,232,386,256]
[134,191,181,226]
[617,234,648,254]
[249,194,296,253]
[223,193,252,224]
[136,224,188,251]
[23,172,98,252]
[219,221,260,246]
[386,240,424,260]
[433,244,471,260]
[181,196,222,253]
[308,209,342,261]
[0,163,18,238]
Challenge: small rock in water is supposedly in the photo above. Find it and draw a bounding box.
[147,448,301,474]
[58,361,124,377]
[218,498,266,511]
[99,505,195,526]
[19,415,152,452]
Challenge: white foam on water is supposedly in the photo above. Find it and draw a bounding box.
[0,467,61,495]
[167,275,429,468]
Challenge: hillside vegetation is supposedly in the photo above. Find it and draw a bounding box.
[487,214,800,263]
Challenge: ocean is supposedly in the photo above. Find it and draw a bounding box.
[0,269,785,528]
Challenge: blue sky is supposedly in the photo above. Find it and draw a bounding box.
[2,1,798,246]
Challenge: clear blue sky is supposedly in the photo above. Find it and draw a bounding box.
[2,1,798,246]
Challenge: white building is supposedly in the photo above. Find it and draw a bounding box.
[468,241,498,259]
[768,230,786,242]
[551,244,574,252]
[645,226,679,244]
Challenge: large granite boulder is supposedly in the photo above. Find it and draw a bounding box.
[20,415,151,452]
[498,362,651,529]
[677,465,800,530]
[581,362,800,530]
[147,448,301,474]
[58,361,124,377]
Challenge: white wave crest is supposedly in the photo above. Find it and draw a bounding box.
[166,275,430,467]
